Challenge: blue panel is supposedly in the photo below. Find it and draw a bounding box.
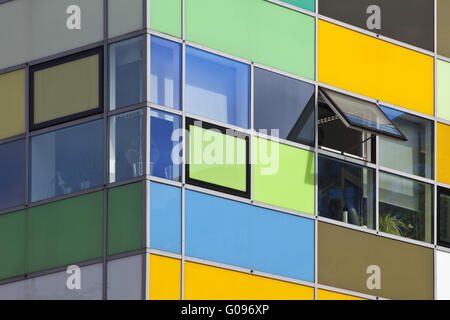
[185,46,250,129]
[150,36,182,110]
[30,120,104,203]
[0,139,25,210]
[150,109,182,181]
[186,190,315,282]
[109,36,143,110]
[150,182,181,254]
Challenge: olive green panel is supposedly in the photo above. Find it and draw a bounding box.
[0,69,26,140]
[34,54,99,124]
[438,0,450,58]
[318,222,434,300]
[186,0,315,79]
[189,125,247,192]
[281,0,315,12]
[150,0,182,38]
[0,210,26,280]
[27,192,103,274]
[437,59,450,122]
[108,182,143,255]
[253,138,315,214]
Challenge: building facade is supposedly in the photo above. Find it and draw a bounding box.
[0,0,449,300]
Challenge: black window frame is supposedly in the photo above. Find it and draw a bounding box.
[185,117,251,199]
[438,187,450,248]
[29,46,104,131]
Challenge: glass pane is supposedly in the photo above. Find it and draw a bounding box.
[150,109,181,181]
[109,37,143,110]
[109,109,144,183]
[150,36,181,110]
[439,189,450,247]
[0,69,26,140]
[32,49,101,129]
[0,139,26,210]
[379,171,433,243]
[318,155,375,229]
[379,105,434,179]
[107,255,142,300]
[186,46,250,128]
[254,67,314,146]
[108,0,142,38]
[30,119,104,203]
[319,88,405,140]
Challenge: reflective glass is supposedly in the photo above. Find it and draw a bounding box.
[379,105,434,179]
[186,46,250,128]
[150,36,181,110]
[438,188,450,248]
[150,109,181,181]
[379,171,433,243]
[254,67,314,146]
[318,155,375,229]
[109,109,144,183]
[109,37,143,110]
[30,120,104,202]
[0,139,25,210]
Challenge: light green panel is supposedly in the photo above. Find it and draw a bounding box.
[437,59,450,122]
[0,210,26,280]
[281,0,315,12]
[150,0,182,38]
[186,0,315,79]
[189,125,247,192]
[253,138,315,214]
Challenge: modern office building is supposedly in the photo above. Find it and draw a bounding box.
[0,0,449,300]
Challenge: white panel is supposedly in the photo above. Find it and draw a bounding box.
[437,250,450,300]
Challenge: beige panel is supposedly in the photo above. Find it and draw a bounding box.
[0,69,26,140]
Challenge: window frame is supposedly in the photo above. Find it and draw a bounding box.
[438,187,450,248]
[29,47,104,131]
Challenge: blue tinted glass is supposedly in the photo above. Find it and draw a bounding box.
[150,36,181,110]
[109,36,143,110]
[0,139,25,210]
[109,109,144,183]
[186,190,315,282]
[186,46,250,128]
[30,120,104,202]
[150,182,181,254]
[318,155,376,229]
[150,109,181,181]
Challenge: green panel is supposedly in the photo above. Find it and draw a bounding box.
[253,137,315,214]
[437,59,450,122]
[150,0,182,38]
[0,210,26,280]
[281,0,315,12]
[27,192,103,274]
[108,182,143,255]
[186,0,315,79]
[189,125,247,192]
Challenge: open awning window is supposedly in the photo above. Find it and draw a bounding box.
[319,87,407,141]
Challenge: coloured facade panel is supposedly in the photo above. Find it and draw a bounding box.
[436,250,450,300]
[149,255,181,300]
[319,20,434,116]
[437,0,450,58]
[0,69,25,140]
[317,289,366,300]
[438,123,450,185]
[108,0,142,38]
[150,0,182,38]
[107,255,143,300]
[437,59,450,122]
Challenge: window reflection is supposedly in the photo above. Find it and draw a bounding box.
[438,188,450,247]
[0,139,25,210]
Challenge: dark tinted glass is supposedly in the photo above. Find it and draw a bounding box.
[319,0,434,51]
[254,68,315,146]
[0,139,25,210]
[439,188,450,247]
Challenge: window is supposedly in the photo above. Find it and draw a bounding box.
[318,155,375,229]
[30,47,103,130]
[0,68,25,140]
[150,109,182,181]
[109,37,143,110]
[150,36,182,110]
[109,109,144,183]
[254,67,315,146]
[379,171,433,243]
[379,105,434,179]
[186,118,250,198]
[186,46,250,128]
[438,188,450,248]
[30,119,104,203]
[0,139,25,211]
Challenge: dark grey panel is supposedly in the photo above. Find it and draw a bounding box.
[319,0,434,51]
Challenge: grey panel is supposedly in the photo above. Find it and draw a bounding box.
[107,255,143,300]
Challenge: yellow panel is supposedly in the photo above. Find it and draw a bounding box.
[34,54,99,124]
[185,262,314,300]
[437,122,450,185]
[317,289,366,300]
[0,69,25,140]
[149,254,181,300]
[319,20,434,116]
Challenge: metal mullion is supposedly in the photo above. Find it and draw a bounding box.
[436,117,450,126]
[107,102,146,117]
[437,54,450,64]
[375,137,380,233]
[317,148,377,170]
[149,249,182,260]
[27,186,105,209]
[185,40,252,65]
[107,29,147,45]
[250,63,254,203]
[378,166,435,186]
[317,216,378,236]
[252,62,315,86]
[28,113,104,137]
[102,0,108,301]
[434,0,438,301]
[0,134,26,146]
[106,249,147,262]
[0,205,27,216]
[0,63,27,76]
[314,0,319,299]
[181,21,186,299]
[253,131,315,153]
[25,63,30,208]
[106,175,146,189]
[185,112,252,136]
[148,175,183,188]
[265,0,315,18]
[148,103,183,116]
[316,283,378,301]
[149,30,184,43]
